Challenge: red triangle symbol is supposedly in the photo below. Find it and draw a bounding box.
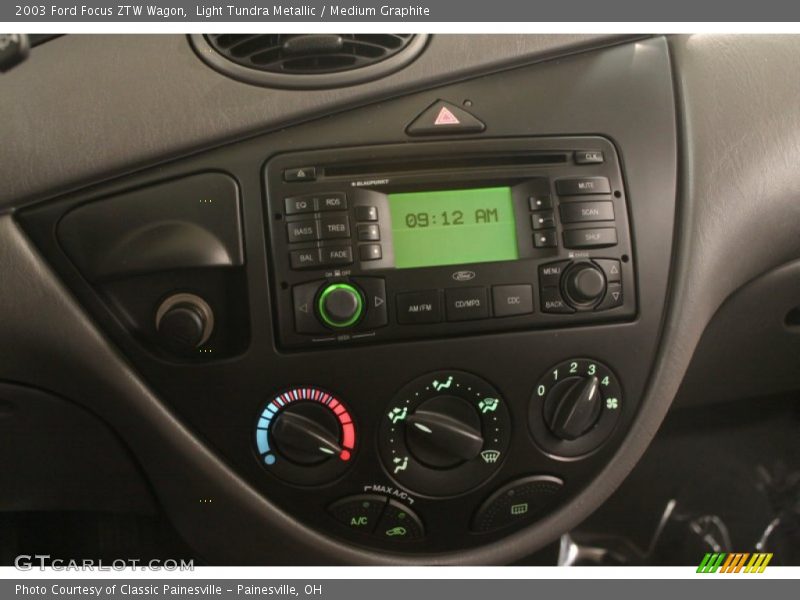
[434,106,460,126]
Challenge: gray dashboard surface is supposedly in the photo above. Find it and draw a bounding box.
[2,34,800,564]
[0,33,629,209]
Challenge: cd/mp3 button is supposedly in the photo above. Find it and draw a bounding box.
[445,287,489,321]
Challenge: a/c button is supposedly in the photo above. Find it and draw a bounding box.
[328,495,387,533]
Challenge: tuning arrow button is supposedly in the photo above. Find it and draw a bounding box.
[595,282,623,311]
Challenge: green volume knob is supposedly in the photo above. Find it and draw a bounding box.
[317,283,364,329]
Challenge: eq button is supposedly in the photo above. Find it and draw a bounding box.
[285,195,316,215]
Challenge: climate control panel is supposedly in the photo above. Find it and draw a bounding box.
[251,360,624,549]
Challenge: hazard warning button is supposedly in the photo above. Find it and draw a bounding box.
[406,100,486,136]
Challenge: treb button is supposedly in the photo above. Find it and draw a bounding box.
[319,215,350,239]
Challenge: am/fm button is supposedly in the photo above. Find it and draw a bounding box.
[396,290,442,324]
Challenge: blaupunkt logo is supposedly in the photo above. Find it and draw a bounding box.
[697,553,773,573]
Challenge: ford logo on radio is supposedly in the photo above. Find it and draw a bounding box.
[452,270,476,282]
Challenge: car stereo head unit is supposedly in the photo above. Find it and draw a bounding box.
[265,136,635,349]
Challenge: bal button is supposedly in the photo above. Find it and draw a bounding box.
[317,283,364,329]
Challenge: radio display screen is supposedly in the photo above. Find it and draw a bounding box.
[387,186,519,269]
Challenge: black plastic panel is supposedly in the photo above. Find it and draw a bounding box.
[0,383,155,514]
[58,172,243,282]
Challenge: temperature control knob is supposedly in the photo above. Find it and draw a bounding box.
[271,402,343,465]
[530,359,623,457]
[255,387,356,485]
[379,371,511,496]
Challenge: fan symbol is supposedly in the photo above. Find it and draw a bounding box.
[606,398,619,410]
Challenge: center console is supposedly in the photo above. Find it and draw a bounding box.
[17,37,676,561]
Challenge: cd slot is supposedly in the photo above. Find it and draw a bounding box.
[324,153,569,178]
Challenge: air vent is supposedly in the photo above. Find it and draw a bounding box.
[190,34,428,89]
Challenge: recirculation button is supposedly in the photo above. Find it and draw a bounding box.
[375,500,425,541]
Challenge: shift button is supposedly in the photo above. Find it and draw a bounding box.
[563,227,618,249]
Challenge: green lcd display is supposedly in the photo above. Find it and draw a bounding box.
[388,187,519,269]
